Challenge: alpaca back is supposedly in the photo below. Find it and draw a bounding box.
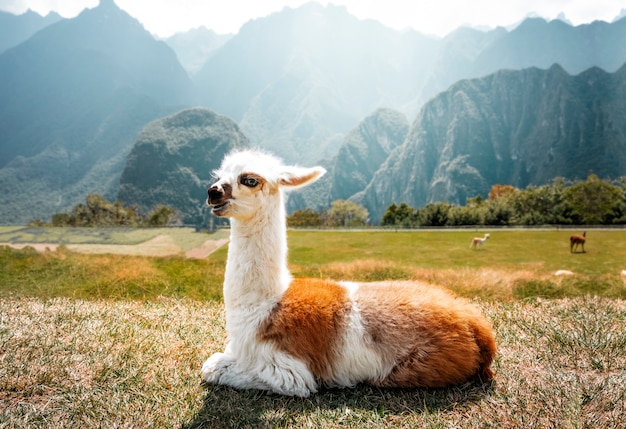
[354,281,496,387]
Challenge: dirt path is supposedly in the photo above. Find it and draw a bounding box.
[0,235,229,258]
[184,238,229,259]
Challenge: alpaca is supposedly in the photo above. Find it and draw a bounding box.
[202,150,497,397]
[570,231,586,253]
[470,233,490,249]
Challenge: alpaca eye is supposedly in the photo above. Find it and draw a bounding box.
[241,176,259,188]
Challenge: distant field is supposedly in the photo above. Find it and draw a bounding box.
[1,228,625,301]
[289,229,626,275]
[1,227,625,427]
[0,226,226,251]
[287,229,626,302]
[2,226,624,275]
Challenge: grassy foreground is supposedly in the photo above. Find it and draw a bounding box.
[1,297,624,428]
[1,228,626,427]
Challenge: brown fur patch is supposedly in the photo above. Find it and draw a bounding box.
[257,278,350,380]
[356,282,496,388]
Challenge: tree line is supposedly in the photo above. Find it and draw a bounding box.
[381,175,626,227]
[288,175,626,227]
[30,194,179,227]
[288,200,370,228]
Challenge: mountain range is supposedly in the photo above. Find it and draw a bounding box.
[1,0,626,225]
[354,64,626,221]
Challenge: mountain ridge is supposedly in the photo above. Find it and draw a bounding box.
[354,63,626,222]
[0,9,62,54]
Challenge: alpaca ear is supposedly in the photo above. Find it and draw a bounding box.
[279,166,326,189]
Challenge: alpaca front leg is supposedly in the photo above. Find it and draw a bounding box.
[201,352,270,392]
[201,350,318,397]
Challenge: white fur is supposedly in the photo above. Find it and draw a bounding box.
[470,233,490,249]
[330,281,393,387]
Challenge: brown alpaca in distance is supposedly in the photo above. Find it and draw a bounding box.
[570,232,586,253]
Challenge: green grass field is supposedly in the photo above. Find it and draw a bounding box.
[288,229,626,275]
[1,228,625,427]
[2,228,626,301]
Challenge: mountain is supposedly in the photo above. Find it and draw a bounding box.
[194,2,436,164]
[117,108,250,226]
[355,64,626,222]
[407,26,507,115]
[393,17,626,118]
[0,0,194,224]
[192,4,626,166]
[287,108,408,213]
[471,17,626,77]
[328,108,409,202]
[0,9,62,54]
[165,27,232,75]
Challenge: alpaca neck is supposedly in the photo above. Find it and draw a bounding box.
[223,197,291,309]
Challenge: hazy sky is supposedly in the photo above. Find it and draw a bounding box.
[1,0,625,37]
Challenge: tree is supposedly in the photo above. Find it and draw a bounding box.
[447,205,482,226]
[488,184,517,201]
[287,209,323,227]
[326,200,369,227]
[416,202,451,227]
[509,185,555,225]
[46,194,176,227]
[483,200,513,226]
[564,174,623,224]
[380,202,416,227]
[144,205,177,226]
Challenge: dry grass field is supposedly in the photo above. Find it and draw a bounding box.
[1,228,626,428]
[1,297,624,428]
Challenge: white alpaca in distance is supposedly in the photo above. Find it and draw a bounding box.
[202,150,497,397]
[470,233,490,250]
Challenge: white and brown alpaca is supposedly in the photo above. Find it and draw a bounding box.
[570,231,586,253]
[470,233,490,249]
[202,150,496,397]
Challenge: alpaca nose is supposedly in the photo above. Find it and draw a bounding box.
[207,182,232,206]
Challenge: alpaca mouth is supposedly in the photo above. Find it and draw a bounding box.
[211,201,230,215]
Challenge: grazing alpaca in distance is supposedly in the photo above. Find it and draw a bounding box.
[201,149,496,397]
[470,233,490,250]
[570,231,586,253]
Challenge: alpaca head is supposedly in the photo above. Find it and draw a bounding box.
[484,233,490,239]
[207,150,326,222]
